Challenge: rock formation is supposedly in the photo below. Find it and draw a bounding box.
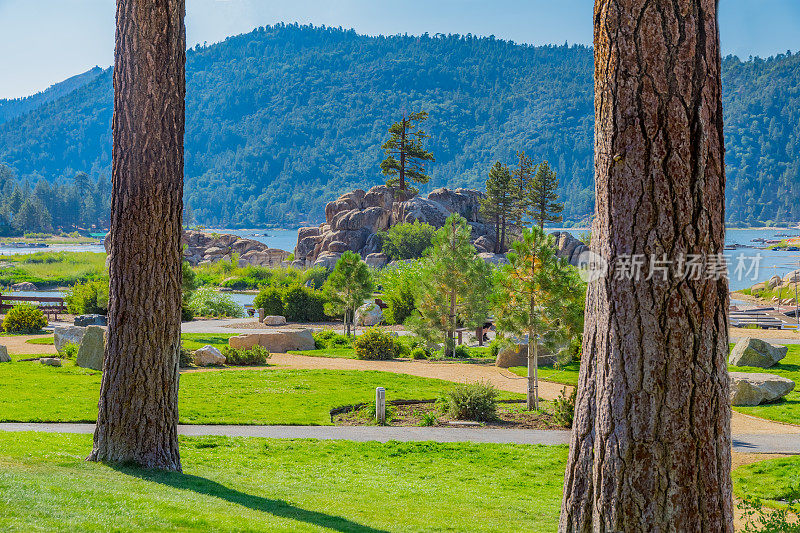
[729,372,795,406]
[729,337,788,368]
[105,230,290,267]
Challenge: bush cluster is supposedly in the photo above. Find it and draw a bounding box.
[2,303,47,333]
[252,284,327,322]
[313,330,352,349]
[195,259,330,291]
[64,278,109,315]
[376,260,422,325]
[379,221,435,260]
[221,345,271,365]
[552,387,576,428]
[446,381,498,421]
[58,342,79,359]
[186,286,244,318]
[353,327,400,360]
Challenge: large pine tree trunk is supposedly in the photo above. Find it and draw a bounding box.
[559,0,731,530]
[89,0,186,472]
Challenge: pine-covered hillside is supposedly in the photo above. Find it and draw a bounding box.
[0,24,797,227]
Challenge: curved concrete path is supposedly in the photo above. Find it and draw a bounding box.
[1,423,798,454]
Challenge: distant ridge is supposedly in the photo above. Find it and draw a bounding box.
[0,66,105,125]
[0,24,798,227]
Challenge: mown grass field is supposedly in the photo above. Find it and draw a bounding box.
[0,251,106,288]
[733,455,800,508]
[0,356,521,425]
[0,432,566,532]
[729,344,800,425]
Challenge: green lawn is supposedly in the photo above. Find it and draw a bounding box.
[0,356,519,425]
[180,333,238,351]
[0,432,566,532]
[28,333,238,350]
[509,360,581,386]
[289,347,357,358]
[733,455,800,509]
[729,344,800,425]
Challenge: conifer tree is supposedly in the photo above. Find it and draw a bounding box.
[323,251,374,336]
[380,111,435,193]
[512,151,535,230]
[494,226,584,410]
[523,160,563,230]
[481,162,516,253]
[406,214,491,357]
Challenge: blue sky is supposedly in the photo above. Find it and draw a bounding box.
[1,0,799,99]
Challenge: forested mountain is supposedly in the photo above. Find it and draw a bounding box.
[0,24,797,228]
[0,67,103,125]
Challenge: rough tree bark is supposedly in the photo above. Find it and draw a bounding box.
[559,0,731,530]
[88,0,186,471]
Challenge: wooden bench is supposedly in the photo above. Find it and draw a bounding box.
[0,295,67,321]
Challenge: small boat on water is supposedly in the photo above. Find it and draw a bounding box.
[752,237,767,243]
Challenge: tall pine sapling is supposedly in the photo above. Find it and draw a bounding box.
[512,151,535,231]
[481,161,516,253]
[406,214,492,357]
[494,227,584,410]
[322,251,374,336]
[380,111,435,194]
[523,160,563,230]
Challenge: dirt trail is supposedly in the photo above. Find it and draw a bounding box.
[2,335,57,355]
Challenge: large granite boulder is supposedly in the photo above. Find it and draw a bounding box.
[767,275,783,289]
[295,185,496,267]
[729,337,787,368]
[0,346,9,363]
[229,329,315,353]
[550,232,590,268]
[54,326,87,351]
[193,345,226,366]
[496,345,528,368]
[365,253,389,269]
[74,314,107,327]
[12,282,37,291]
[262,315,287,326]
[355,303,383,327]
[76,325,106,371]
[729,372,795,406]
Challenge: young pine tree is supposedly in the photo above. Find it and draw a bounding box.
[512,151,536,230]
[523,160,563,231]
[380,111,435,194]
[322,251,374,336]
[494,227,584,410]
[406,214,492,357]
[481,162,516,253]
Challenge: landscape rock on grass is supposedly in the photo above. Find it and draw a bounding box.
[54,326,87,351]
[729,337,788,368]
[0,346,9,363]
[229,329,315,353]
[193,345,226,366]
[729,372,795,406]
[76,325,105,371]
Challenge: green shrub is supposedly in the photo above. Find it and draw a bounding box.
[380,221,435,260]
[446,381,498,421]
[221,345,270,366]
[302,266,331,290]
[411,347,428,360]
[253,286,284,316]
[353,327,399,360]
[64,278,109,315]
[179,346,194,368]
[181,303,195,322]
[453,344,470,359]
[489,339,501,359]
[396,342,410,358]
[737,497,800,532]
[313,330,352,349]
[58,342,79,360]
[283,285,327,322]
[186,287,244,318]
[377,260,422,325]
[552,387,576,427]
[2,303,47,333]
[417,410,438,427]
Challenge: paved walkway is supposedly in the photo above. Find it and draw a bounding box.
[2,423,798,454]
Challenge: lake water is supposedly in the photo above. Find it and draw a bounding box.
[2,227,798,307]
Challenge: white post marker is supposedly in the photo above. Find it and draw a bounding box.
[375,387,386,424]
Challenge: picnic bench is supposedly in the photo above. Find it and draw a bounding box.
[0,295,67,321]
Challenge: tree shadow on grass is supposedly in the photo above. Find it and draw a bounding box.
[113,465,388,533]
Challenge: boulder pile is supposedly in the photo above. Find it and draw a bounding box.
[293,186,496,269]
[105,230,290,267]
[293,185,589,269]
